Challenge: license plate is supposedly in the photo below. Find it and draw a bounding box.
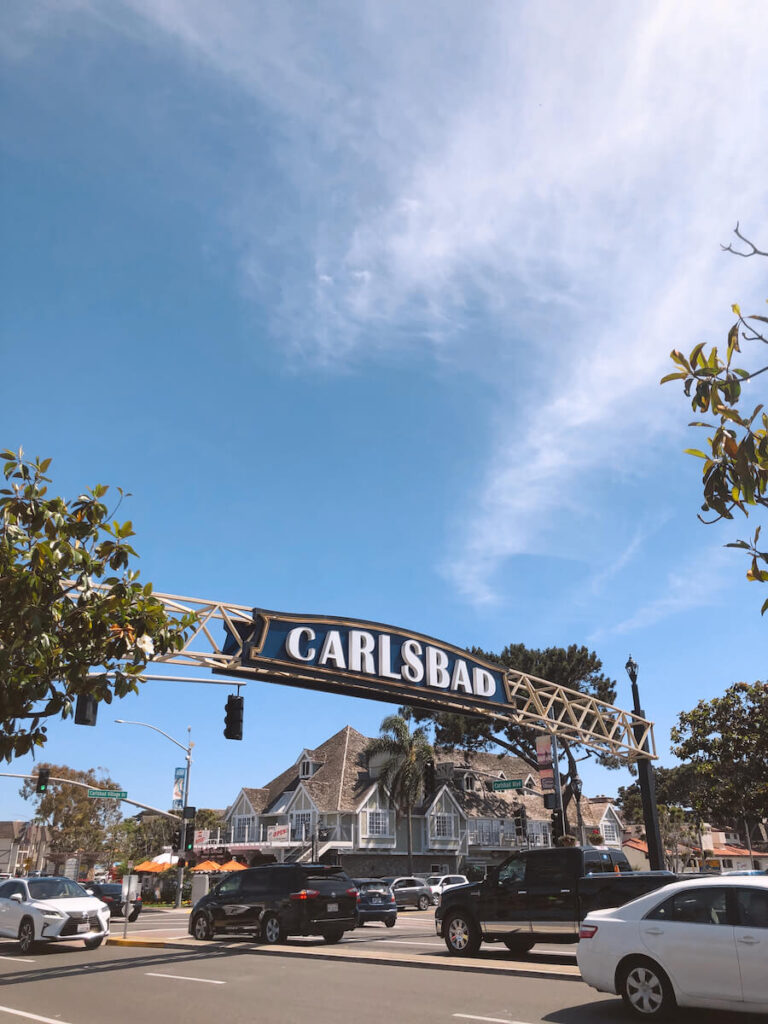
[371,898,381,904]
[327,902,338,913]
[77,922,90,933]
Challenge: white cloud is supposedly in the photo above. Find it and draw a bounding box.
[588,544,733,641]
[7,0,767,607]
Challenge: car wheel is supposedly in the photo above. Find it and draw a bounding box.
[322,928,344,944]
[619,958,676,1019]
[260,913,284,945]
[444,911,481,956]
[84,936,104,950]
[192,912,213,941]
[17,918,35,955]
[503,936,535,956]
[417,895,430,911]
[385,917,396,928]
[432,894,439,905]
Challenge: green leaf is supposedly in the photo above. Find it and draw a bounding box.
[684,449,709,459]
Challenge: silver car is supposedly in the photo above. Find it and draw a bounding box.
[380,876,433,911]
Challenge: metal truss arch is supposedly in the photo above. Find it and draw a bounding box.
[140,593,656,764]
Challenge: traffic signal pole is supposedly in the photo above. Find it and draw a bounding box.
[177,731,192,909]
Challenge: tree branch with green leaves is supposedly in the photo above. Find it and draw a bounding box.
[0,448,195,759]
[662,225,767,612]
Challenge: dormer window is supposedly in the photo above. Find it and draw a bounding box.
[300,760,313,779]
[464,774,476,791]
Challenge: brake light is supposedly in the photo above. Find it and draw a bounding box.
[346,888,358,898]
[390,894,396,903]
[579,924,598,939]
[290,889,320,901]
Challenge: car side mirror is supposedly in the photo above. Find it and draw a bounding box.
[10,893,23,903]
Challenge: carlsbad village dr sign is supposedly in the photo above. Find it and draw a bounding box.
[218,609,509,717]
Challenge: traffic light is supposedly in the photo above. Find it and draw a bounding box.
[184,821,196,853]
[512,805,526,838]
[543,792,558,810]
[74,694,98,726]
[551,808,564,840]
[223,695,243,740]
[171,828,182,850]
[36,769,50,794]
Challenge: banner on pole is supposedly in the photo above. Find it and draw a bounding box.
[172,767,185,811]
[536,735,555,791]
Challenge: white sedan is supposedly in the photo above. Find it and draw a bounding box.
[577,875,768,1018]
[0,876,110,954]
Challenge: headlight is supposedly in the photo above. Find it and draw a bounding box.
[42,910,65,919]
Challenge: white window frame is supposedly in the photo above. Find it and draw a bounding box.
[601,820,619,844]
[433,813,455,838]
[366,810,391,837]
[300,760,312,779]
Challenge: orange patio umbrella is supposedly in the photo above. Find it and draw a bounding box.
[134,861,164,873]
[191,860,222,872]
[218,860,247,871]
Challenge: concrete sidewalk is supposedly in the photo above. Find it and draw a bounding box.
[106,930,581,980]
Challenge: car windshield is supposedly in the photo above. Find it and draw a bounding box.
[29,878,89,900]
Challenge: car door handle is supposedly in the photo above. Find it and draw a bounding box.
[517,890,527,896]
[738,936,759,945]
[643,927,664,935]
[560,889,571,894]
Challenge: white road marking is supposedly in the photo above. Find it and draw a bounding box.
[380,940,444,947]
[0,1006,74,1024]
[145,972,225,985]
[0,957,36,963]
[453,1016,532,1024]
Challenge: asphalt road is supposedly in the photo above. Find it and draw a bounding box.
[1,940,765,1024]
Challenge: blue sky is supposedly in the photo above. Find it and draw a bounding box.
[2,1,766,822]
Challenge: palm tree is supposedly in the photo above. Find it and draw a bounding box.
[365,712,434,874]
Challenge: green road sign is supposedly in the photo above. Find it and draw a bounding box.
[87,789,128,799]
[492,779,523,791]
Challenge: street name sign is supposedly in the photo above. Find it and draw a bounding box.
[87,789,127,799]
[492,779,523,791]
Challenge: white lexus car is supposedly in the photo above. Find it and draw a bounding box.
[0,876,110,953]
[577,875,768,1018]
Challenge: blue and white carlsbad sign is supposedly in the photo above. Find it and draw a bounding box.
[219,610,509,715]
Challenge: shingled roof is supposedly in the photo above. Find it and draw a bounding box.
[233,727,619,825]
[256,725,372,814]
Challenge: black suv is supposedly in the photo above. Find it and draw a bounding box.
[189,864,357,945]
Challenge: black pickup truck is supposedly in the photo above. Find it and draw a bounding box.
[436,846,676,956]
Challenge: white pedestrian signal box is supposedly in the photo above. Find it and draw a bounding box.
[492,779,523,791]
[87,789,128,799]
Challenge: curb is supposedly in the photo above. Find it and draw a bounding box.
[105,935,581,980]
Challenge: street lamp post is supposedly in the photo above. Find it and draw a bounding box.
[625,657,665,872]
[115,719,193,909]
